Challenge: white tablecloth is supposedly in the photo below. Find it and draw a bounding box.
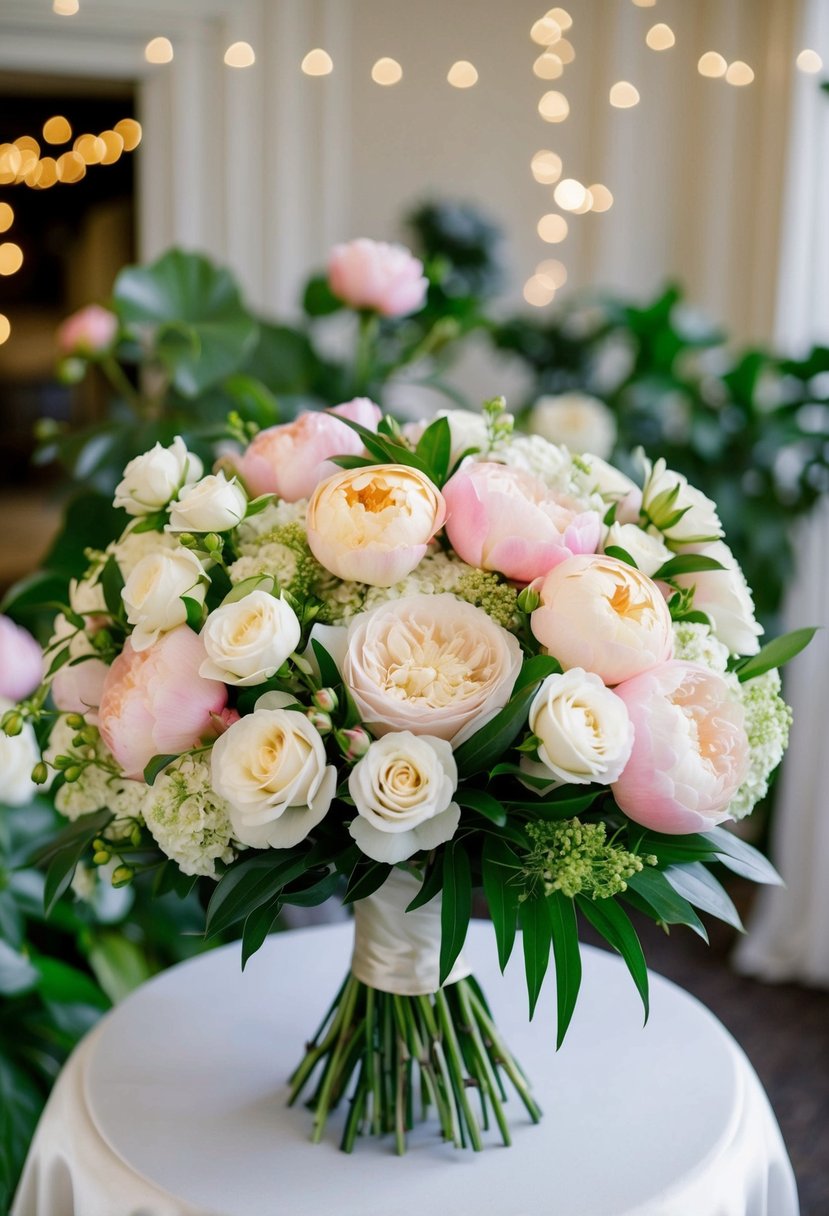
[13,922,798,1216]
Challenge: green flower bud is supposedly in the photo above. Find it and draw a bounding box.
[130,824,142,848]
[65,712,86,730]
[110,864,134,888]
[63,764,82,783]
[93,850,111,866]
[1,711,23,737]
[31,761,49,785]
[517,586,541,614]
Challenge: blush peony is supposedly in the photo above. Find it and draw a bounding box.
[328,238,428,317]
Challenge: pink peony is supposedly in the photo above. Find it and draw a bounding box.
[56,304,118,356]
[235,399,381,500]
[52,656,109,723]
[328,239,428,317]
[98,627,227,780]
[0,615,43,701]
[612,661,749,834]
[443,462,601,585]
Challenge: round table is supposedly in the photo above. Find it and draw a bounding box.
[13,922,798,1216]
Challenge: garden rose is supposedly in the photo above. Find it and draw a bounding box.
[0,615,42,700]
[581,453,642,523]
[523,668,634,787]
[0,698,39,806]
[328,238,428,317]
[529,393,617,461]
[114,436,203,517]
[673,540,763,655]
[531,554,673,685]
[210,702,336,848]
[349,732,460,863]
[99,627,227,779]
[56,304,117,356]
[199,589,301,686]
[121,549,207,651]
[168,471,247,533]
[602,522,671,578]
[235,399,382,500]
[307,464,446,587]
[342,593,523,743]
[641,456,723,546]
[443,461,601,584]
[612,660,749,833]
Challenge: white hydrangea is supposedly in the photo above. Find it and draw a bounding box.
[229,543,302,588]
[360,550,470,615]
[143,754,237,877]
[45,715,146,825]
[496,434,604,513]
[235,498,308,548]
[671,621,729,675]
[730,669,792,820]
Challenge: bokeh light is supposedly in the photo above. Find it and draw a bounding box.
[697,52,727,78]
[523,274,556,307]
[796,49,822,74]
[0,315,10,344]
[99,131,125,164]
[56,151,86,182]
[447,61,478,88]
[43,116,72,144]
[53,0,79,13]
[554,178,587,210]
[531,149,563,184]
[224,41,256,68]
[301,48,333,75]
[533,52,563,80]
[537,258,567,287]
[145,37,174,64]
[588,184,614,212]
[0,243,24,275]
[609,81,640,108]
[0,203,12,232]
[114,119,142,151]
[530,17,561,46]
[547,8,572,32]
[725,61,754,86]
[646,23,675,51]
[537,213,568,243]
[538,90,569,122]
[371,57,402,85]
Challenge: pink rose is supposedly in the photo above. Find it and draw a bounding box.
[613,661,749,833]
[98,627,227,780]
[328,239,428,317]
[443,462,601,584]
[236,400,381,500]
[0,615,43,700]
[56,304,118,356]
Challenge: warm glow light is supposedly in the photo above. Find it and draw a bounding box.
[530,17,561,46]
[56,151,86,183]
[533,52,563,80]
[447,60,478,88]
[609,81,640,107]
[631,0,656,6]
[99,130,125,164]
[547,8,572,31]
[538,90,569,122]
[554,178,587,210]
[556,38,575,64]
[371,57,402,85]
[537,213,568,243]
[53,0,79,13]
[14,136,39,155]
[796,49,823,74]
[697,51,727,78]
[725,60,754,86]
[646,23,675,50]
[14,150,39,181]
[0,315,10,344]
[0,203,12,232]
[36,157,59,188]
[23,159,44,187]
[43,116,72,144]
[524,274,556,307]
[531,149,563,184]
[301,48,333,75]
[145,37,174,64]
[0,243,24,275]
[0,145,22,184]
[572,189,594,215]
[537,258,567,287]
[114,119,142,151]
[75,134,106,164]
[224,41,255,68]
[588,183,614,212]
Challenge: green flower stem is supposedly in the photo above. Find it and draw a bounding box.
[456,979,511,1147]
[354,312,379,395]
[99,356,146,415]
[466,988,543,1124]
[434,989,483,1151]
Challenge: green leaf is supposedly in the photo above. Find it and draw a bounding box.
[329,455,377,471]
[415,415,452,484]
[505,789,602,818]
[311,638,343,689]
[626,867,708,940]
[629,828,718,866]
[43,842,89,918]
[181,595,204,630]
[221,574,275,606]
[0,940,39,996]
[34,955,110,1009]
[482,835,521,972]
[241,899,282,969]
[547,892,582,1049]
[223,374,280,429]
[334,416,434,477]
[406,859,443,911]
[456,788,507,826]
[734,627,818,682]
[32,808,113,868]
[44,644,72,679]
[205,849,311,938]
[702,827,783,885]
[343,859,392,904]
[603,545,638,568]
[303,274,343,317]
[454,682,537,778]
[577,896,649,1021]
[652,554,726,580]
[663,862,743,931]
[87,931,155,1002]
[99,555,124,617]
[511,654,562,695]
[519,890,552,1020]
[489,761,551,789]
[281,869,340,906]
[143,753,178,786]
[0,1057,44,1214]
[439,842,472,985]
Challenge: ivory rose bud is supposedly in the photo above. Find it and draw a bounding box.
[523,668,634,787]
[235,399,381,501]
[674,540,763,656]
[328,238,428,317]
[99,627,228,780]
[582,453,642,524]
[641,456,723,546]
[307,464,446,587]
[443,462,601,585]
[121,548,207,651]
[168,471,247,533]
[56,304,118,356]
[0,697,39,806]
[199,589,301,686]
[349,732,460,863]
[210,704,336,848]
[529,393,617,461]
[612,661,749,833]
[342,593,523,743]
[531,554,673,686]
[114,436,203,517]
[0,616,43,700]
[603,522,671,578]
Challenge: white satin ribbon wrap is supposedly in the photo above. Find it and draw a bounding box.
[351,868,472,995]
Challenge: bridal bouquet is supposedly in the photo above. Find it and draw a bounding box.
[6,396,809,1154]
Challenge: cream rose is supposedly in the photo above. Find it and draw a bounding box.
[121,548,207,651]
[348,732,460,863]
[341,593,523,744]
[522,668,634,788]
[199,589,301,686]
[603,522,671,578]
[306,464,446,587]
[210,703,336,848]
[674,540,763,655]
[114,436,203,516]
[581,453,642,523]
[168,471,247,533]
[641,455,723,546]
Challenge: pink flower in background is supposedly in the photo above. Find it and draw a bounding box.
[98,626,227,780]
[612,660,749,834]
[0,615,43,701]
[328,239,428,317]
[443,462,601,585]
[236,399,381,500]
[56,304,118,356]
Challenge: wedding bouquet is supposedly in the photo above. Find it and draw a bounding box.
[6,395,809,1155]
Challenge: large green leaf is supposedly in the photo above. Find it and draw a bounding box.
[702,828,783,885]
[454,681,537,778]
[734,627,818,682]
[626,867,707,940]
[456,788,507,826]
[241,322,317,394]
[578,896,649,1021]
[482,835,521,972]
[663,862,744,931]
[439,842,472,985]
[519,890,552,1020]
[547,892,581,1049]
[0,1056,44,1215]
[205,849,312,938]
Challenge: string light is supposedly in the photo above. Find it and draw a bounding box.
[145,37,174,64]
[556,38,575,64]
[0,145,21,183]
[114,119,142,151]
[554,178,587,210]
[533,52,563,80]
[74,134,106,164]
[547,8,572,31]
[631,0,656,6]
[725,61,754,86]
[0,315,10,344]
[99,131,125,164]
[537,258,567,287]
[52,0,79,13]
[301,48,333,75]
[609,81,640,107]
[36,158,59,188]
[531,149,563,183]
[588,183,614,212]
[15,136,39,156]
[371,57,402,85]
[697,52,727,78]
[645,23,675,50]
[538,90,569,122]
[537,213,568,242]
[0,203,12,233]
[530,17,561,46]
[224,41,255,68]
[42,116,72,144]
[523,274,556,307]
[796,49,822,73]
[0,117,138,189]
[447,61,478,88]
[0,243,24,275]
[56,151,85,182]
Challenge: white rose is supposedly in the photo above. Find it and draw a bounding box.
[210,706,336,848]
[529,393,617,461]
[121,548,207,651]
[603,522,671,577]
[0,698,39,806]
[641,455,723,546]
[199,590,301,686]
[348,732,460,863]
[114,436,203,516]
[522,669,634,789]
[107,527,180,580]
[581,453,642,523]
[674,540,763,655]
[168,471,248,533]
